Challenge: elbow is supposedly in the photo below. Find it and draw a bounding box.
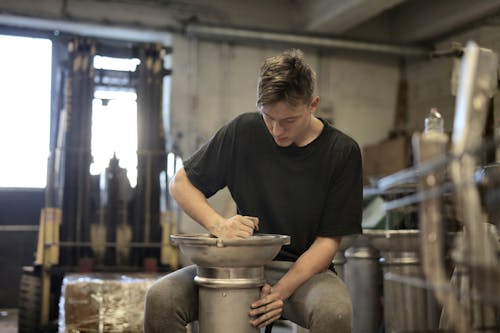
[169,168,185,200]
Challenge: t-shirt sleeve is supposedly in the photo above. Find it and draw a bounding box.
[318,140,363,237]
[183,120,237,198]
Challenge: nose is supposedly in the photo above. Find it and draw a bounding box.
[271,121,284,137]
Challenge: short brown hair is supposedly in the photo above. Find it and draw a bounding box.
[257,49,316,108]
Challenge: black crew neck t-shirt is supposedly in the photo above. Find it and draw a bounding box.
[184,112,362,262]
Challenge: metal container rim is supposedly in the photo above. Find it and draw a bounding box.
[170,233,291,247]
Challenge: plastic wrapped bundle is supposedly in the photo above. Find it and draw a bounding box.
[59,273,159,333]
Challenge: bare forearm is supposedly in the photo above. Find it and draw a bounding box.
[274,236,341,299]
[169,168,258,238]
[169,168,224,233]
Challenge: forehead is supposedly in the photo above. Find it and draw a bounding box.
[260,101,308,118]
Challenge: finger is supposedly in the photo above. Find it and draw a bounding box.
[250,299,283,316]
[251,291,279,308]
[238,216,257,230]
[235,231,252,239]
[257,313,282,328]
[260,284,272,298]
[232,227,253,238]
[250,308,282,328]
[258,312,282,328]
[245,216,259,231]
[240,223,256,235]
[231,221,254,236]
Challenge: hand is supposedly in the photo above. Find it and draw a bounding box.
[211,215,259,238]
[248,284,284,328]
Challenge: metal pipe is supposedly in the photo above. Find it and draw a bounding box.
[0,14,173,44]
[186,24,431,58]
[196,266,265,333]
[0,14,431,57]
[344,245,380,333]
[0,225,39,232]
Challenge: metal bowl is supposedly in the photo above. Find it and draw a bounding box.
[361,229,460,254]
[170,233,291,267]
[363,229,421,253]
[338,234,360,251]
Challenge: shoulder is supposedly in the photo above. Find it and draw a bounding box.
[230,112,261,127]
[224,112,263,137]
[321,124,363,180]
[323,121,361,156]
[212,112,261,137]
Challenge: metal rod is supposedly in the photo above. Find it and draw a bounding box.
[385,272,500,307]
[0,225,39,232]
[0,14,174,44]
[46,241,170,248]
[372,134,500,192]
[383,182,454,211]
[185,24,431,57]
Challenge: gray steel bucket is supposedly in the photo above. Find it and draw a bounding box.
[367,230,441,333]
[344,244,381,333]
[171,234,290,333]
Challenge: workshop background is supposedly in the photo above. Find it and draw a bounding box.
[0,1,499,333]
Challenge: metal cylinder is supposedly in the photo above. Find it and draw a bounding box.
[171,234,290,333]
[344,245,380,333]
[333,251,347,280]
[380,252,440,333]
[198,287,260,333]
[196,267,265,333]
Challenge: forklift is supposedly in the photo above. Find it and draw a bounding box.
[18,35,178,332]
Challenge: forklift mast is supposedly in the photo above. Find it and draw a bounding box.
[19,36,174,333]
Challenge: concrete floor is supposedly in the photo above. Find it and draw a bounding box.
[0,309,303,333]
[188,320,302,333]
[0,309,17,333]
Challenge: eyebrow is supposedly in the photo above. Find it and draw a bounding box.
[261,112,300,121]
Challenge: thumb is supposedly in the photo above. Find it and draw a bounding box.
[261,283,272,298]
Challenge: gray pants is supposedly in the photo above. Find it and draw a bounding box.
[144,262,352,333]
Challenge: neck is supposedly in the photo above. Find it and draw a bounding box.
[296,116,324,147]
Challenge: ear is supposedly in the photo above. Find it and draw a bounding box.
[310,96,320,112]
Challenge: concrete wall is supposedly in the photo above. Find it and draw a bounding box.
[3,3,499,265]
[407,25,500,134]
[167,25,500,237]
[168,36,400,158]
[167,35,400,237]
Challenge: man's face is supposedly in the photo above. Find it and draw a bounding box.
[260,97,319,147]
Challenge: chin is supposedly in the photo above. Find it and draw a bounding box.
[274,138,293,147]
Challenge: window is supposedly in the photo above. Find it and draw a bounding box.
[91,56,140,187]
[0,35,52,188]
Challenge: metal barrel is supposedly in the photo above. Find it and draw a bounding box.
[379,251,440,333]
[344,245,380,333]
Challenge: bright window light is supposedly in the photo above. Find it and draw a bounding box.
[91,91,138,187]
[94,55,140,71]
[0,35,52,188]
[91,56,141,188]
[167,152,183,178]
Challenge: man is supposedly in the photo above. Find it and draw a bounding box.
[145,49,362,332]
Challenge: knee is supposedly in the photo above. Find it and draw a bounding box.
[145,277,176,315]
[145,281,164,315]
[311,299,352,331]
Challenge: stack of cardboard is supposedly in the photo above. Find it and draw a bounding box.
[59,274,159,333]
[362,136,411,185]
